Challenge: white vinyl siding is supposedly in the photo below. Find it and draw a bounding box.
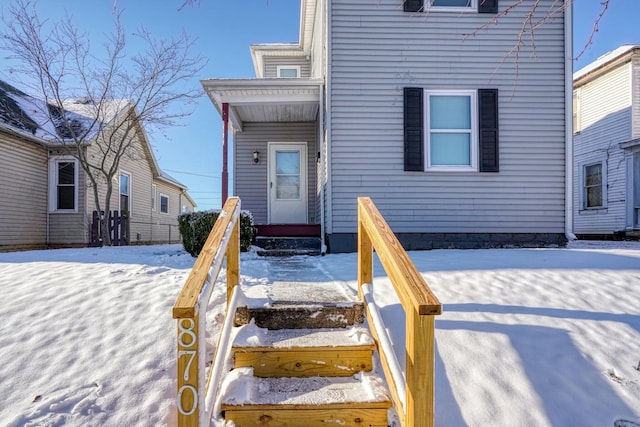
[573,62,632,234]
[328,0,566,234]
[234,122,317,225]
[633,56,640,140]
[0,133,48,248]
[150,181,183,243]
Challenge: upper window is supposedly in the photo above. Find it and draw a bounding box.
[583,162,606,209]
[277,65,300,78]
[49,157,78,212]
[426,91,477,170]
[160,194,169,214]
[430,0,482,10]
[405,0,492,12]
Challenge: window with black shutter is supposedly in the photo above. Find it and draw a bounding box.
[478,89,499,172]
[404,88,499,172]
[404,88,424,171]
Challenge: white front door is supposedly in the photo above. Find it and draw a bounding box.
[268,143,308,224]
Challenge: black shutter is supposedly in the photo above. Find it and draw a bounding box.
[478,0,498,14]
[404,0,424,12]
[404,87,424,171]
[478,89,499,172]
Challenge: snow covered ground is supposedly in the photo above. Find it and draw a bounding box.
[0,241,639,426]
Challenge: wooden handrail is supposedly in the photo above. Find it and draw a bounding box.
[357,196,442,427]
[172,197,241,427]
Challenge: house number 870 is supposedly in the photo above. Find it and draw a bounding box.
[177,318,198,416]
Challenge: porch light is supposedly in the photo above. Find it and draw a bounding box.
[252,150,260,164]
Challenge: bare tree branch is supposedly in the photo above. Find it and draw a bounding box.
[1,0,207,245]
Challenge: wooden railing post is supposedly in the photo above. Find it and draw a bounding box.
[227,217,240,303]
[357,202,373,300]
[356,197,441,427]
[176,315,200,427]
[406,308,435,427]
[173,197,241,427]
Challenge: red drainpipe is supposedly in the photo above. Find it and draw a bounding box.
[221,102,229,206]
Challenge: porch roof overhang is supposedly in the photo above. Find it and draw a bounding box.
[201,78,323,132]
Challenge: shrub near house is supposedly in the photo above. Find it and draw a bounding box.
[178,210,255,256]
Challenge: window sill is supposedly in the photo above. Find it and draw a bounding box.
[426,166,477,173]
[48,210,78,214]
[579,208,608,214]
[419,7,476,13]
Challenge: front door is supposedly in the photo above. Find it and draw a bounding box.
[268,143,307,224]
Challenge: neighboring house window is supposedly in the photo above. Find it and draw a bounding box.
[49,157,78,212]
[404,88,499,172]
[573,90,581,134]
[277,65,300,78]
[426,91,477,170]
[151,184,157,211]
[405,0,495,13]
[119,172,131,213]
[583,162,606,209]
[160,194,169,214]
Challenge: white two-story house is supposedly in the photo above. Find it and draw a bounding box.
[573,45,640,238]
[203,0,572,252]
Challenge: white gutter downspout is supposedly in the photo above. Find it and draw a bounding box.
[325,0,333,242]
[319,84,327,254]
[565,0,576,241]
[46,149,50,247]
[318,0,327,254]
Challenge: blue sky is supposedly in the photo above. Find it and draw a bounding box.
[0,0,637,211]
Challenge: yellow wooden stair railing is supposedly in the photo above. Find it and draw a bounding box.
[357,196,442,427]
[172,197,241,427]
[171,196,441,427]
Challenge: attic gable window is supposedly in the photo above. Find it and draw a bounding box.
[277,65,300,78]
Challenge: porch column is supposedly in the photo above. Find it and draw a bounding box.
[222,102,229,205]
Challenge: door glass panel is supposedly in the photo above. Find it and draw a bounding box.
[276,150,300,200]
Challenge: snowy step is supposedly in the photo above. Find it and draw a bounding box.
[220,368,392,427]
[235,281,364,329]
[233,323,376,377]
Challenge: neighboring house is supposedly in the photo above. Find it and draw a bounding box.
[573,45,640,238]
[202,0,572,252]
[0,80,195,250]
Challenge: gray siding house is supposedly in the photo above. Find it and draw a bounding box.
[203,0,572,252]
[0,81,196,250]
[573,45,640,237]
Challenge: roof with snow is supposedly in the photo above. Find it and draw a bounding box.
[574,45,640,84]
[0,79,101,142]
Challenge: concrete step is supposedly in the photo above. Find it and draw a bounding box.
[255,236,322,257]
[237,275,363,329]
